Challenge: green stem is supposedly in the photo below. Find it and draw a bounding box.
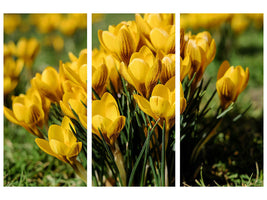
[113,142,127,186]
[161,121,166,186]
[71,159,87,184]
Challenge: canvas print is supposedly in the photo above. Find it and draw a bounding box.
[92,13,175,186]
[3,13,87,186]
[180,13,263,186]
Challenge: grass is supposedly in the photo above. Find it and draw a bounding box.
[4,119,86,186]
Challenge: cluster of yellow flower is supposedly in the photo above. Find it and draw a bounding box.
[181,13,263,34]
[4,14,87,35]
[92,13,175,147]
[4,49,87,183]
[180,28,249,112]
[4,37,40,95]
[4,14,87,52]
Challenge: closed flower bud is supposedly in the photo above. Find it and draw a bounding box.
[216,60,249,109]
[31,66,63,102]
[184,31,216,86]
[16,37,40,68]
[4,88,45,138]
[92,92,126,146]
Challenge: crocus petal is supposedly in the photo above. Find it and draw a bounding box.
[13,103,26,122]
[35,138,64,162]
[67,142,82,158]
[135,14,151,38]
[150,96,171,119]
[118,62,135,86]
[151,84,170,101]
[145,58,161,97]
[128,58,150,83]
[4,107,20,125]
[217,60,230,80]
[150,28,168,51]
[133,94,157,120]
[48,125,66,142]
[92,115,112,135]
[107,116,126,140]
[49,139,70,155]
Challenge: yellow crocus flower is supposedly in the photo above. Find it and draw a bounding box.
[180,82,186,114]
[216,60,249,109]
[35,116,82,165]
[92,92,126,146]
[184,31,216,86]
[98,21,140,65]
[92,61,108,99]
[4,88,45,138]
[62,49,87,91]
[136,13,175,54]
[4,41,17,58]
[31,66,63,102]
[4,57,24,95]
[119,45,161,98]
[92,48,122,94]
[60,81,87,129]
[16,37,40,68]
[4,14,21,34]
[133,76,175,131]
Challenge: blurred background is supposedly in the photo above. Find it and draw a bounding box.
[4,13,87,186]
[181,13,263,186]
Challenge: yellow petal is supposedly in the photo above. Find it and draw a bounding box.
[150,28,168,51]
[145,58,161,97]
[224,66,241,87]
[116,25,135,63]
[180,97,186,114]
[151,84,170,101]
[133,94,157,120]
[67,142,82,158]
[107,116,126,140]
[92,115,112,135]
[165,32,175,53]
[35,138,64,161]
[100,30,117,52]
[128,58,150,83]
[4,106,20,125]
[217,60,230,80]
[61,116,75,132]
[13,102,26,122]
[135,14,151,38]
[165,76,175,93]
[150,96,171,119]
[25,104,44,125]
[216,77,236,108]
[118,62,135,86]
[48,125,66,143]
[49,139,69,155]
